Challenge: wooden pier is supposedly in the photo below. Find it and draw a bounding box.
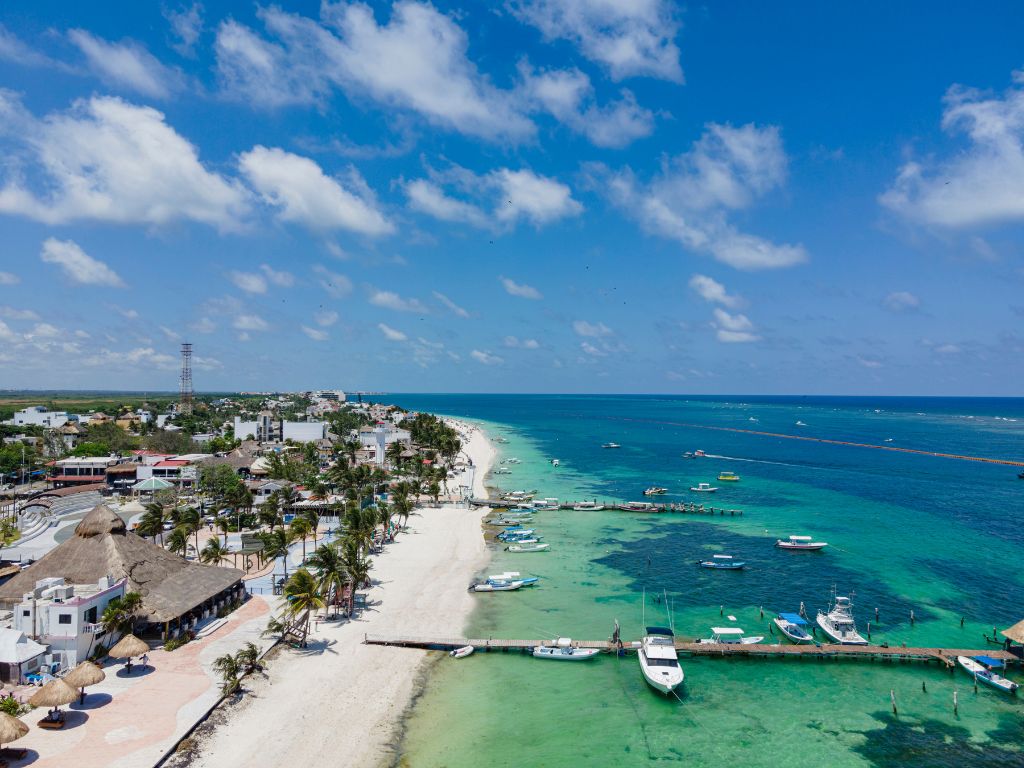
[472,499,743,516]
[363,634,1017,668]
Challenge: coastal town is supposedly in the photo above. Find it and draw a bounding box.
[0,373,495,767]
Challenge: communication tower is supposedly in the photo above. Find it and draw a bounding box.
[179,342,194,415]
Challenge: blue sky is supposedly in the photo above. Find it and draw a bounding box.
[1,1,1023,395]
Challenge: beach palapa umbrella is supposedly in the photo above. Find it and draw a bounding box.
[28,678,77,712]
[63,661,106,704]
[0,711,29,749]
[107,633,150,660]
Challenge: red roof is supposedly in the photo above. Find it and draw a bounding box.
[50,475,106,483]
[154,459,188,467]
[131,450,172,457]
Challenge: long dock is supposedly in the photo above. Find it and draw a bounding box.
[472,499,744,516]
[364,634,1017,668]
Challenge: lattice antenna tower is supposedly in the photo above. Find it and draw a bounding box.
[179,342,194,415]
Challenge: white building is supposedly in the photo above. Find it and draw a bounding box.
[0,628,49,684]
[234,414,326,443]
[13,576,127,670]
[358,426,412,466]
[313,390,346,403]
[7,406,70,428]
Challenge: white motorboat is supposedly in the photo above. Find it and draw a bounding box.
[573,501,605,511]
[449,645,474,658]
[602,442,621,449]
[957,656,1019,693]
[551,459,560,466]
[469,579,524,592]
[776,535,828,551]
[493,468,512,475]
[643,486,668,496]
[773,613,814,644]
[816,594,868,645]
[506,543,549,552]
[619,501,658,512]
[698,627,764,645]
[532,638,600,661]
[690,483,718,493]
[638,626,684,694]
[489,571,539,586]
[532,498,560,511]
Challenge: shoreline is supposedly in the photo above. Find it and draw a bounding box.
[182,420,497,768]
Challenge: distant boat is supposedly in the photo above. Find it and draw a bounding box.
[1018,471,1024,480]
[572,501,604,511]
[773,613,814,644]
[776,535,828,551]
[531,498,560,511]
[497,528,535,538]
[449,645,474,658]
[795,421,807,426]
[551,459,560,466]
[957,656,1019,693]
[690,483,718,493]
[506,543,549,552]
[717,471,740,482]
[493,468,512,475]
[489,571,538,586]
[602,442,621,449]
[694,450,706,457]
[643,486,668,496]
[698,627,764,645]
[682,452,695,459]
[469,579,523,592]
[698,554,745,570]
[638,627,684,694]
[816,593,868,645]
[619,501,658,512]
[533,639,600,661]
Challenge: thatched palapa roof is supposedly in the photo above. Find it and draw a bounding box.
[1003,619,1024,644]
[0,504,242,623]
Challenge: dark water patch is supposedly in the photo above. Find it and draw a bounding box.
[853,711,1024,767]
[920,558,1021,625]
[595,519,931,628]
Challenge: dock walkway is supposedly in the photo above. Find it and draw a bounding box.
[364,634,1017,668]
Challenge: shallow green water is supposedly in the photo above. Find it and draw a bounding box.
[394,396,1024,767]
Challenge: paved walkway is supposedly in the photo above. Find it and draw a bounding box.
[9,595,275,768]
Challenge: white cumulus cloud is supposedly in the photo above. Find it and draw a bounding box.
[573,320,612,337]
[315,310,339,327]
[689,274,741,308]
[68,29,185,99]
[40,238,125,287]
[233,314,268,332]
[712,308,759,343]
[471,349,504,365]
[369,289,427,313]
[0,272,19,285]
[229,271,267,294]
[312,265,353,298]
[433,291,470,318]
[500,276,543,300]
[883,291,920,312]
[302,325,328,341]
[504,336,540,349]
[378,323,407,341]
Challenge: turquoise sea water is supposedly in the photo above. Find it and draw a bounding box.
[388,395,1024,767]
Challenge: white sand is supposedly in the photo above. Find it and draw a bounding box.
[189,423,494,768]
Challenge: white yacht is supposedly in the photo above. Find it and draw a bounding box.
[816,593,868,645]
[690,483,718,493]
[637,627,684,694]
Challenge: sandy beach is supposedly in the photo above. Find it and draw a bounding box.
[185,420,494,768]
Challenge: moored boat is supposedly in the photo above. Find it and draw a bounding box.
[698,554,745,569]
[690,483,718,493]
[532,498,559,511]
[533,638,600,661]
[957,656,1019,693]
[506,543,550,552]
[773,613,814,644]
[643,486,668,496]
[573,501,605,511]
[489,571,539,586]
[698,627,765,645]
[469,579,523,592]
[717,471,740,482]
[449,645,474,658]
[551,459,560,466]
[638,627,684,694]
[776,535,828,551]
[816,593,868,645]
[602,442,621,449]
[619,501,658,512]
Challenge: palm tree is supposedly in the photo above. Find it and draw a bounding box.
[200,537,231,566]
[300,509,320,549]
[166,527,190,558]
[258,495,282,531]
[376,501,394,542]
[177,506,202,555]
[283,568,324,646]
[92,591,143,657]
[261,614,287,641]
[306,544,347,618]
[338,537,372,616]
[289,517,312,563]
[260,528,294,582]
[386,439,404,470]
[235,641,262,674]
[215,516,231,545]
[213,653,241,695]
[137,502,166,544]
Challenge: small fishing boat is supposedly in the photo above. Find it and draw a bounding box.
[682,452,695,459]
[795,420,807,426]
[698,554,745,570]
[533,639,600,661]
[776,535,828,551]
[497,527,535,536]
[532,498,560,511]
[493,468,512,475]
[643,486,668,496]
[773,613,814,644]
[698,627,764,645]
[638,627,684,694]
[469,579,523,592]
[551,459,560,466]
[694,450,706,457]
[619,501,658,512]
[690,483,718,493]
[816,593,868,645]
[602,442,621,449]
[449,645,474,658]
[957,656,1019,693]
[573,501,605,511]
[717,471,740,482]
[489,572,539,586]
[506,543,550,552]
[505,458,522,464]
[486,519,530,527]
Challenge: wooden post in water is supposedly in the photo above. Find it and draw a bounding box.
[890,689,898,715]
[910,609,915,626]
[953,689,958,715]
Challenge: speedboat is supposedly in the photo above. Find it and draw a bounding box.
[573,501,605,511]
[643,486,668,496]
[816,594,868,645]
[773,613,814,644]
[717,472,740,482]
[489,571,539,586]
[682,452,695,459]
[449,645,474,658]
[698,627,764,645]
[551,459,560,466]
[698,554,745,569]
[486,519,530,527]
[469,579,523,592]
[690,483,718,493]
[619,501,658,512]
[533,639,600,661]
[638,627,684,694]
[506,543,549,552]
[776,535,828,551]
[795,421,807,426]
[957,656,1019,693]
[694,450,706,457]
[602,443,621,449]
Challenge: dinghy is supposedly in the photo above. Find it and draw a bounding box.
[469,579,523,592]
[532,638,600,661]
[449,645,474,659]
[690,483,718,493]
[506,543,549,552]
[698,627,764,645]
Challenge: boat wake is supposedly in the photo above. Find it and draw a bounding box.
[703,453,802,468]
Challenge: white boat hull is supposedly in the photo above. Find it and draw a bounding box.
[449,645,474,658]
[957,656,1019,693]
[639,663,684,694]
[816,614,868,645]
[776,541,828,551]
[773,618,813,644]
[532,646,600,661]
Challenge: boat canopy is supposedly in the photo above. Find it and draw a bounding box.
[646,626,675,637]
[973,655,1006,669]
[788,536,812,541]
[711,627,745,635]
[712,554,733,559]
[778,613,809,625]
